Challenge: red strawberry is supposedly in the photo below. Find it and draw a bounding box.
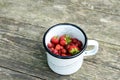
[49,34,83,56]
[61,53,67,56]
[55,44,61,50]
[60,40,66,46]
[68,45,80,55]
[47,42,55,48]
[58,50,62,55]
[49,47,54,52]
[67,53,72,56]
[69,42,75,46]
[61,48,67,54]
[71,38,78,43]
[60,46,64,50]
[71,38,83,48]
[60,34,71,46]
[53,49,59,55]
[51,36,59,44]
[77,40,83,48]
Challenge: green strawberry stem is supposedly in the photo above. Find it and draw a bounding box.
[65,35,71,44]
[70,48,79,55]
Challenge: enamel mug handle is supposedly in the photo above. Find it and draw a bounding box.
[84,40,99,56]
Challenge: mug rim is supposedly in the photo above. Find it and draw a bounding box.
[43,23,87,59]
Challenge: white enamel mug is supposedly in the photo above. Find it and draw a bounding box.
[43,23,99,75]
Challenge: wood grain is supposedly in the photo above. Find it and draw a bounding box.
[0,33,119,80]
[0,0,120,80]
[0,67,42,80]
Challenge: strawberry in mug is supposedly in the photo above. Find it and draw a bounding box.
[47,34,83,57]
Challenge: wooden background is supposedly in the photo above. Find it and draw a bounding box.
[0,0,120,80]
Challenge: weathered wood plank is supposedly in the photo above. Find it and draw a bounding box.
[0,17,46,41]
[0,14,120,46]
[78,0,120,16]
[0,0,119,16]
[0,67,42,80]
[0,34,119,80]
[0,0,120,80]
[0,0,120,45]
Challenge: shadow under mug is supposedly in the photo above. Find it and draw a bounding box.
[43,23,99,75]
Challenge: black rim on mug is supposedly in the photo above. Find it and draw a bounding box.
[43,23,87,59]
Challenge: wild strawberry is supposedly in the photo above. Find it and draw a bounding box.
[61,48,67,54]
[71,38,78,43]
[58,50,62,55]
[69,42,75,46]
[49,47,54,52]
[51,36,59,44]
[71,38,83,48]
[49,34,82,56]
[47,42,55,48]
[60,40,66,46]
[55,44,61,50]
[60,34,71,46]
[67,53,72,56]
[68,45,80,55]
[53,49,59,55]
[77,40,83,48]
[61,53,67,56]
[60,46,64,50]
